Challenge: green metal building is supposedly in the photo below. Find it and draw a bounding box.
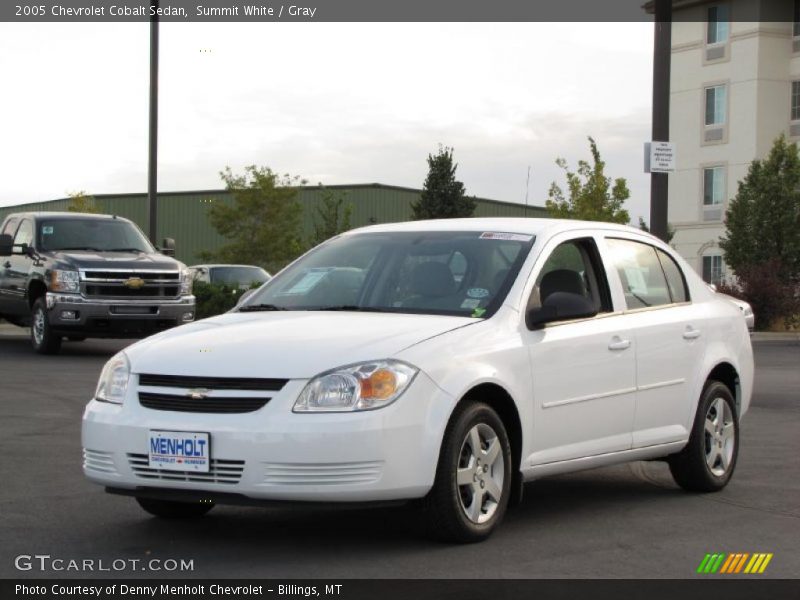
[0,184,547,265]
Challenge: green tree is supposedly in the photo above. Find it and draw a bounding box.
[411,146,476,220]
[638,216,675,243]
[202,166,305,274]
[66,191,101,214]
[310,186,353,246]
[720,134,800,281]
[546,137,630,224]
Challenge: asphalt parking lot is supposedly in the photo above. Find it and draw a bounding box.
[0,332,798,579]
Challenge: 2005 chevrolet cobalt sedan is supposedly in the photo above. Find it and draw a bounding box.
[82,218,753,542]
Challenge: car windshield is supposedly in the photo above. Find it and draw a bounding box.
[211,266,270,286]
[241,230,534,318]
[37,219,154,253]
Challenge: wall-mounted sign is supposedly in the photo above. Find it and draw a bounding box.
[644,141,676,173]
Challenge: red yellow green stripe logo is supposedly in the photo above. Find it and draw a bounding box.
[697,553,773,574]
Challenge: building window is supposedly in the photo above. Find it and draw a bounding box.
[707,5,730,45]
[705,85,727,126]
[703,167,726,205]
[702,255,725,286]
[793,81,800,121]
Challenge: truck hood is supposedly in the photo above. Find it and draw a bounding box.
[125,311,476,379]
[46,250,181,270]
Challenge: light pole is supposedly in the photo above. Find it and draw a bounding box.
[147,1,159,244]
[650,0,671,242]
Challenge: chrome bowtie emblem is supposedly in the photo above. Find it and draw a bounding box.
[186,388,210,400]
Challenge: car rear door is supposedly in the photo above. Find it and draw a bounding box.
[603,236,706,447]
[3,218,35,317]
[522,233,637,466]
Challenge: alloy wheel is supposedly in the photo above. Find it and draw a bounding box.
[704,396,735,477]
[456,423,505,524]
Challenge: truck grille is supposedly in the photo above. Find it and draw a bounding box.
[139,373,288,391]
[80,270,181,300]
[127,453,244,485]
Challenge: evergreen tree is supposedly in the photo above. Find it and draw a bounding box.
[411,146,476,220]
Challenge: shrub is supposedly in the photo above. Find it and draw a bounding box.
[193,281,253,320]
[716,259,799,331]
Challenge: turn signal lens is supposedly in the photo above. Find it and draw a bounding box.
[360,368,397,400]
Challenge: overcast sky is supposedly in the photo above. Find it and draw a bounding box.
[0,22,654,223]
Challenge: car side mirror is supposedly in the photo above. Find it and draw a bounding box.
[161,237,176,256]
[526,292,597,330]
[0,234,12,257]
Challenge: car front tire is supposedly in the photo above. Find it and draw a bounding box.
[668,380,739,492]
[136,497,215,519]
[423,401,512,543]
[31,297,62,355]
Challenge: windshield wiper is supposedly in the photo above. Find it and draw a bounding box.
[238,303,289,312]
[108,248,145,253]
[312,305,386,312]
[58,246,103,252]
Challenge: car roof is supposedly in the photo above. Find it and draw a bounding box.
[4,212,133,223]
[346,217,657,240]
[189,264,267,269]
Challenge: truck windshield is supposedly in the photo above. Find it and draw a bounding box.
[241,230,534,318]
[37,219,154,253]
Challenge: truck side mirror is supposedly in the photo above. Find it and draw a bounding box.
[0,234,12,257]
[161,237,176,256]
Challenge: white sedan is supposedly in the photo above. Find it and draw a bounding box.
[82,218,753,542]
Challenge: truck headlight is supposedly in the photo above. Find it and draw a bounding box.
[95,352,130,405]
[293,360,418,412]
[180,268,192,295]
[50,269,80,293]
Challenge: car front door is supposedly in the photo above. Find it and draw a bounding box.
[522,234,637,466]
[3,218,35,318]
[603,236,706,447]
[0,217,21,314]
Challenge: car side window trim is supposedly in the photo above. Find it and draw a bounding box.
[604,236,693,312]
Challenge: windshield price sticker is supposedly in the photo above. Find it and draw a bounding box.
[42,226,54,235]
[480,232,533,242]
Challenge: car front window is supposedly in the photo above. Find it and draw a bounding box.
[211,266,269,286]
[242,231,534,318]
[38,219,154,253]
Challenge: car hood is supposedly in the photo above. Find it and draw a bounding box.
[47,250,181,270]
[125,311,477,379]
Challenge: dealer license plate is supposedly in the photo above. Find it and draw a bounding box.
[148,430,210,472]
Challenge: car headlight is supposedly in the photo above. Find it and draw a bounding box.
[95,352,130,405]
[293,360,418,412]
[180,268,192,295]
[50,269,80,293]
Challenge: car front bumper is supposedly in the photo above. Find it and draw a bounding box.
[81,371,452,503]
[47,292,195,337]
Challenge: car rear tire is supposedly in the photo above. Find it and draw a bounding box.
[31,297,61,355]
[422,401,512,543]
[136,497,215,519]
[668,380,739,492]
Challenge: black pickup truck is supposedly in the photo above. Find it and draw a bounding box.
[0,212,195,354]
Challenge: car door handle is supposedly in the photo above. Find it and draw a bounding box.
[683,327,701,340]
[608,337,631,351]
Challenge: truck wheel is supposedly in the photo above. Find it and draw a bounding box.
[136,497,215,519]
[30,297,62,355]
[422,401,512,543]
[668,380,739,492]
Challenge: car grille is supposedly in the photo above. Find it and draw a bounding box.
[261,461,383,486]
[138,374,288,391]
[139,392,269,414]
[80,270,181,300]
[83,449,118,475]
[137,374,288,414]
[127,453,244,485]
